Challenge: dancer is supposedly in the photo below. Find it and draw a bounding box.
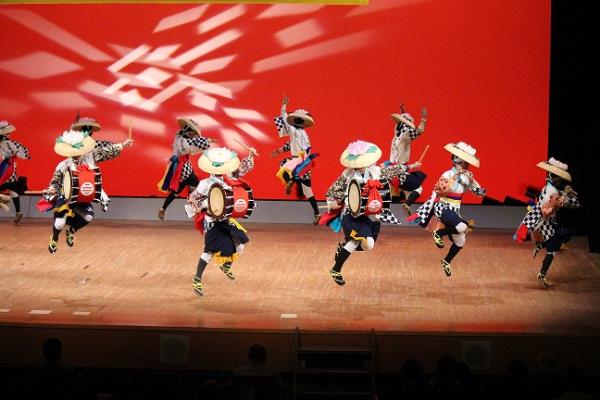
[516,158,581,287]
[386,105,428,215]
[158,118,216,220]
[0,121,30,223]
[412,142,486,277]
[325,140,420,285]
[186,146,256,296]
[43,129,133,253]
[271,95,320,224]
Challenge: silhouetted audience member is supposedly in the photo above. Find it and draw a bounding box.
[453,361,478,400]
[231,342,285,400]
[498,359,530,400]
[430,355,456,399]
[397,358,432,400]
[531,351,565,400]
[28,337,78,400]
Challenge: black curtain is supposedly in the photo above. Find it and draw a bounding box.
[549,1,597,251]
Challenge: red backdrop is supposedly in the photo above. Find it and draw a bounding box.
[0,0,550,202]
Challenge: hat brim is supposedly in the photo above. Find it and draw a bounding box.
[444,143,480,168]
[71,121,101,132]
[54,136,96,157]
[340,147,382,169]
[177,118,201,134]
[390,113,416,129]
[198,155,240,175]
[537,161,572,182]
[286,113,314,128]
[0,125,16,135]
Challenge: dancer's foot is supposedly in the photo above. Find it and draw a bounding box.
[192,277,204,296]
[329,269,346,286]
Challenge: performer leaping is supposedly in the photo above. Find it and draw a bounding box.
[158,118,217,220]
[412,142,486,277]
[0,121,30,223]
[186,146,256,296]
[324,140,420,286]
[43,129,133,253]
[386,105,428,215]
[271,95,320,224]
[515,158,581,287]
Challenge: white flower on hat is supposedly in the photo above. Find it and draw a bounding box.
[548,157,568,171]
[206,147,236,165]
[59,129,87,145]
[455,141,476,156]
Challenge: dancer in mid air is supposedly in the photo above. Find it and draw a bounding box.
[0,120,30,223]
[412,142,486,277]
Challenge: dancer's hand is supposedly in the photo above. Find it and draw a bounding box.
[282,94,289,106]
[45,186,57,196]
[122,138,134,147]
[248,147,258,157]
[421,108,428,119]
[410,161,422,170]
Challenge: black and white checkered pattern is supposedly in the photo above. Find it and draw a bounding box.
[181,161,193,181]
[415,196,435,225]
[521,202,555,241]
[377,208,402,224]
[274,116,286,131]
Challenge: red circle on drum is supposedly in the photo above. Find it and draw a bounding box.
[81,182,95,196]
[367,199,382,213]
[234,198,247,212]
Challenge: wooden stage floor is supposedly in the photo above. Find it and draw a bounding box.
[1,219,599,336]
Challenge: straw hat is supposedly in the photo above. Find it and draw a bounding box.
[340,140,382,169]
[198,147,240,175]
[390,112,416,129]
[54,130,96,157]
[444,142,480,168]
[537,157,571,182]
[177,117,202,135]
[0,120,16,136]
[286,109,314,128]
[71,117,101,132]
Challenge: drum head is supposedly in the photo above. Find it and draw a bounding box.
[347,180,361,216]
[62,170,72,199]
[207,184,226,218]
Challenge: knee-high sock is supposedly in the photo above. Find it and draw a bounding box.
[161,192,177,210]
[308,196,319,215]
[444,244,462,263]
[406,191,419,206]
[540,253,554,275]
[332,248,351,273]
[196,258,208,279]
[52,226,61,241]
[12,196,20,213]
[70,214,90,232]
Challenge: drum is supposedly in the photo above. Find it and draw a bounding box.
[347,179,391,218]
[207,180,255,220]
[62,165,102,205]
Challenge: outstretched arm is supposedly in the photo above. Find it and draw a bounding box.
[92,139,132,162]
[8,140,31,160]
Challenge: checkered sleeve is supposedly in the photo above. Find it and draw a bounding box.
[562,187,581,209]
[326,170,350,202]
[469,177,486,197]
[93,140,123,163]
[188,137,210,152]
[274,111,291,137]
[381,163,408,184]
[9,140,30,160]
[232,154,255,178]
[415,193,436,226]
[49,160,68,191]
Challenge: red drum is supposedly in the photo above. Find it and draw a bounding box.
[347,178,391,218]
[207,179,255,220]
[62,165,102,205]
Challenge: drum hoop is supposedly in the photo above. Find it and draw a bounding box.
[348,180,362,215]
[62,169,73,199]
[208,183,227,218]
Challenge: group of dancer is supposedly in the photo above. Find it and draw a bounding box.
[1,96,581,295]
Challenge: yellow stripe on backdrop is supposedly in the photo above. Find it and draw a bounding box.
[1,0,368,4]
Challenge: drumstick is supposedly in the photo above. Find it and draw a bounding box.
[233,138,259,156]
[418,145,430,163]
[24,190,46,195]
[128,117,132,140]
